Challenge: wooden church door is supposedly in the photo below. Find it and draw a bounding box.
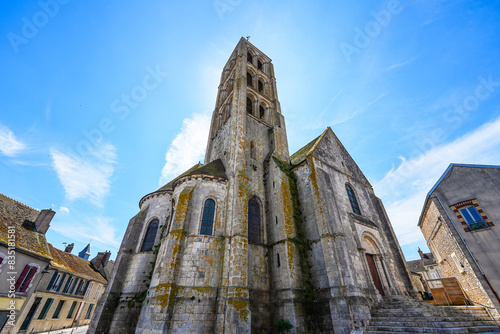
[366,254,384,296]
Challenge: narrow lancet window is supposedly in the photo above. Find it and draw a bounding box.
[200,199,216,235]
[247,97,253,114]
[247,72,253,88]
[345,184,361,215]
[248,198,261,243]
[141,219,159,252]
[258,80,264,94]
[258,60,263,70]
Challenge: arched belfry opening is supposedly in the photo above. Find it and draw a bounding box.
[247,97,253,115]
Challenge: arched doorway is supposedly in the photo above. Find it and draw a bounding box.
[363,236,385,296]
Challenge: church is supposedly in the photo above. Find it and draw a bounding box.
[88,37,415,334]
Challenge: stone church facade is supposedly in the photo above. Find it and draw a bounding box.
[88,38,415,334]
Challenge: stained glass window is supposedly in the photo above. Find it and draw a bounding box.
[140,219,159,252]
[200,199,216,235]
[345,184,361,215]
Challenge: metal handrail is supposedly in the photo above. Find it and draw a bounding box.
[434,288,499,327]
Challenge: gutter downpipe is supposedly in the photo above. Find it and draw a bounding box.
[432,195,500,304]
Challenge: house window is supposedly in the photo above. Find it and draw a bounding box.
[15,265,38,292]
[69,278,79,294]
[38,298,54,320]
[345,183,361,215]
[460,206,488,231]
[94,285,102,299]
[140,219,159,252]
[76,280,85,295]
[450,199,494,232]
[67,301,77,318]
[63,276,74,293]
[200,199,216,235]
[248,198,261,243]
[85,282,94,298]
[85,304,94,319]
[52,300,65,318]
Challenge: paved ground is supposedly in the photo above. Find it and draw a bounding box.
[34,325,88,334]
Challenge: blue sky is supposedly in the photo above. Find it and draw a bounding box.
[1,0,500,261]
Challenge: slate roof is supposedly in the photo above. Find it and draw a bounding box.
[407,253,437,272]
[0,193,52,260]
[48,244,107,283]
[153,159,227,193]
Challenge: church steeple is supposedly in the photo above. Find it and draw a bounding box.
[78,243,91,260]
[205,37,289,167]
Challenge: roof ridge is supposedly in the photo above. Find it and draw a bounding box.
[0,192,40,213]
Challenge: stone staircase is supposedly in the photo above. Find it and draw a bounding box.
[364,295,500,333]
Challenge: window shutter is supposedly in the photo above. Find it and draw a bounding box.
[47,272,58,290]
[70,278,79,294]
[20,266,37,292]
[57,273,66,292]
[82,281,90,296]
[15,265,31,291]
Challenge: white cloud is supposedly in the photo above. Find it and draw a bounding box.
[159,112,211,185]
[50,142,117,206]
[374,116,500,247]
[0,124,26,157]
[51,215,121,249]
[59,206,70,214]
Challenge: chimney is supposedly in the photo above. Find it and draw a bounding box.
[65,243,74,253]
[418,247,424,260]
[102,251,111,267]
[34,209,56,234]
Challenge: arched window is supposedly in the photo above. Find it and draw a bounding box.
[257,60,263,70]
[259,105,265,120]
[200,199,216,235]
[248,198,261,243]
[247,97,253,114]
[345,184,361,215]
[247,52,253,64]
[141,219,159,252]
[258,80,264,94]
[247,72,253,88]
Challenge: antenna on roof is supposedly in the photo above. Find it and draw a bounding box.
[246,35,250,41]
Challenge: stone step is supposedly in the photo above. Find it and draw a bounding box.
[370,316,496,323]
[368,321,498,328]
[365,325,500,333]
[371,311,491,319]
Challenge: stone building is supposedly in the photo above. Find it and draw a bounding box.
[418,163,500,315]
[407,248,443,291]
[89,37,415,334]
[11,244,109,333]
[0,193,55,333]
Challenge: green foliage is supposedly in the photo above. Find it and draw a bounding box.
[274,319,293,333]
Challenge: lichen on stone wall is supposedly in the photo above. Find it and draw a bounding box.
[272,156,315,302]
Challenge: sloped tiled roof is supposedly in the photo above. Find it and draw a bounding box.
[48,244,107,283]
[0,193,52,260]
